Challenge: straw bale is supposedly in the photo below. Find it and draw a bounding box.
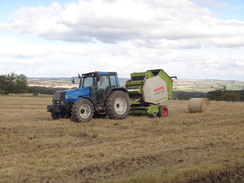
[188,98,210,113]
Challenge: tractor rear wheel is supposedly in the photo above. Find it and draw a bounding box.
[71,99,94,122]
[105,90,130,119]
[158,106,169,117]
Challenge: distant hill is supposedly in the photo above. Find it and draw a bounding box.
[27,77,244,92]
[27,77,130,89]
[173,79,244,92]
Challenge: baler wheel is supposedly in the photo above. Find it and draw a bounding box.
[71,99,94,122]
[158,106,169,117]
[105,91,130,119]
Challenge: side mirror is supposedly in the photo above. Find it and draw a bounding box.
[71,77,75,84]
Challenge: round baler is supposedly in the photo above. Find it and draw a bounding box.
[125,69,176,117]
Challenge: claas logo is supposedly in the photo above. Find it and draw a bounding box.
[154,86,164,93]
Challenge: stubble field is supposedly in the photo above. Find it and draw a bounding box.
[0,96,243,183]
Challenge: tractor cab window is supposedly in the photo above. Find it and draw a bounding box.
[97,75,110,89]
[82,76,94,87]
[110,75,118,87]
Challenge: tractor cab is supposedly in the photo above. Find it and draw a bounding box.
[72,72,120,104]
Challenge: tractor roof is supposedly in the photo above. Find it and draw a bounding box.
[82,71,117,77]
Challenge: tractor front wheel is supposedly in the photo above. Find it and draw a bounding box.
[105,91,130,119]
[71,99,94,122]
[158,106,169,117]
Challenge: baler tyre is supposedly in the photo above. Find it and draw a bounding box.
[51,112,60,120]
[71,99,94,122]
[158,106,169,117]
[105,91,130,119]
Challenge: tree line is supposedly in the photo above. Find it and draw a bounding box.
[0,73,28,95]
[206,89,244,102]
[173,90,244,101]
[0,73,56,95]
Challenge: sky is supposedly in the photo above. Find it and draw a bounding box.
[0,0,244,80]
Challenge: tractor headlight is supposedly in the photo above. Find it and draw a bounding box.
[52,100,60,104]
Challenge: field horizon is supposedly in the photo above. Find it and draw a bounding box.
[27,77,244,92]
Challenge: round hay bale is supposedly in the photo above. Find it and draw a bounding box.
[188,98,210,113]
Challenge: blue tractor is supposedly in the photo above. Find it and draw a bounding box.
[47,71,130,122]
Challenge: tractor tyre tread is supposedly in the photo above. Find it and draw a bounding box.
[105,90,130,120]
[71,98,94,122]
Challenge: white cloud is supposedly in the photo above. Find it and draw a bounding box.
[0,58,43,64]
[194,0,231,8]
[1,0,244,48]
[0,0,244,80]
[0,32,243,80]
[37,66,72,74]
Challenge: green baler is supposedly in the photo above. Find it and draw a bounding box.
[125,69,176,117]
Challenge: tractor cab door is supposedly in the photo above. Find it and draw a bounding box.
[81,76,97,102]
[96,75,110,104]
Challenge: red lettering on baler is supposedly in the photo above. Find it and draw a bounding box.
[154,86,164,92]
